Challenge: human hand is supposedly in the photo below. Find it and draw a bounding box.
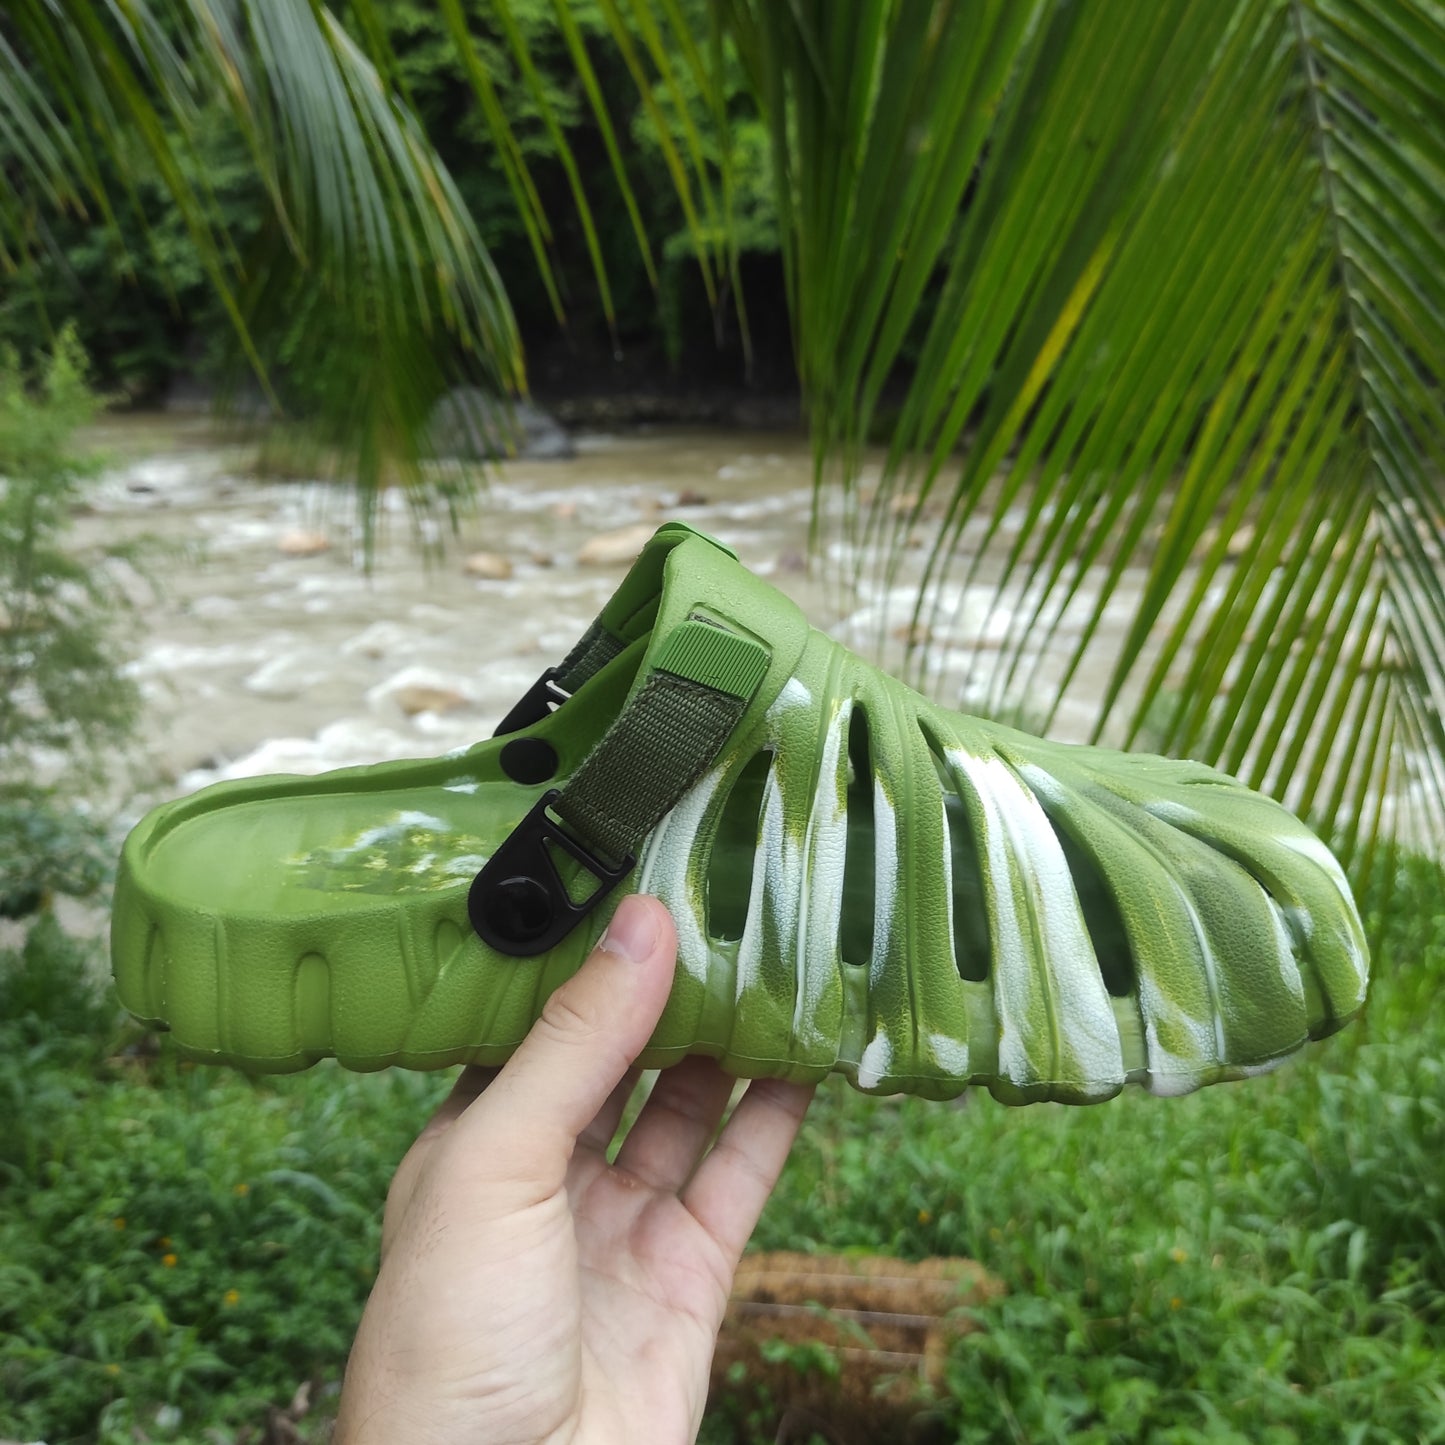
[333,893,815,1445]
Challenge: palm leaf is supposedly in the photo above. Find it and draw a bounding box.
[595,0,1445,873]
[1,0,528,536]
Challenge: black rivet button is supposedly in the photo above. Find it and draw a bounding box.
[500,737,559,784]
[480,875,554,944]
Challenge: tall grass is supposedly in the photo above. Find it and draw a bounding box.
[2,859,1442,1443]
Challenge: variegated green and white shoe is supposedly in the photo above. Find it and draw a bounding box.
[111,522,1368,1102]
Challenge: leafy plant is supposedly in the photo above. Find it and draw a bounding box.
[0,914,446,1443]
[0,802,112,918]
[0,94,268,401]
[1,0,525,536]
[1,855,1441,1443]
[0,331,140,912]
[0,332,137,775]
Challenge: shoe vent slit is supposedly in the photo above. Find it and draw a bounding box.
[839,705,876,968]
[925,737,992,983]
[706,750,773,942]
[1043,814,1136,998]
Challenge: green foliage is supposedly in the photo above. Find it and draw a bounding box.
[369,0,620,334]
[0,100,265,400]
[0,921,448,1444]
[2,0,525,544]
[0,914,119,1068]
[1,1,781,394]
[0,332,138,774]
[0,802,113,918]
[0,333,139,912]
[2,857,1442,1442]
[624,0,777,366]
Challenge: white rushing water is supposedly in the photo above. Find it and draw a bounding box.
[70,415,1167,831]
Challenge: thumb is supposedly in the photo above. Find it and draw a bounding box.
[456,893,678,1190]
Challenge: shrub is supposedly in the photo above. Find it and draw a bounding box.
[0,330,141,915]
[0,858,1440,1443]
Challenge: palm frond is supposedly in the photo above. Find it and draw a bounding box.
[602,0,1445,869]
[1,0,528,536]
[487,0,742,348]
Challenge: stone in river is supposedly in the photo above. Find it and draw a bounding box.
[463,551,514,581]
[393,684,469,717]
[892,621,932,647]
[277,530,330,557]
[577,523,656,567]
[1226,523,1256,559]
[369,666,477,718]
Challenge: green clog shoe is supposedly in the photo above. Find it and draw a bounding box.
[111,522,1368,1102]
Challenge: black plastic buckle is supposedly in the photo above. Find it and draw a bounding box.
[493,667,570,737]
[468,790,634,957]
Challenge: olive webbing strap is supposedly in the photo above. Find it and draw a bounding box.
[552,620,771,865]
[553,624,625,695]
[470,616,772,956]
[553,674,745,866]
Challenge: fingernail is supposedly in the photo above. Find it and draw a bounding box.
[598,897,657,964]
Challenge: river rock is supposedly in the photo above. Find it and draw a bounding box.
[1226,523,1256,559]
[892,621,932,647]
[463,550,514,580]
[393,684,469,717]
[428,387,575,462]
[369,666,477,717]
[577,523,655,566]
[277,529,330,557]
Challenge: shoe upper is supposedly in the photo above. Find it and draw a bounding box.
[628,527,1370,1101]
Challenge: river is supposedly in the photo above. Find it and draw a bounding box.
[78,415,1154,833]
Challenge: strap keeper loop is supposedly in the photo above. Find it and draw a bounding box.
[468,790,633,957]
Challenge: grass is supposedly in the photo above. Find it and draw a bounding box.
[2,858,1443,1444]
